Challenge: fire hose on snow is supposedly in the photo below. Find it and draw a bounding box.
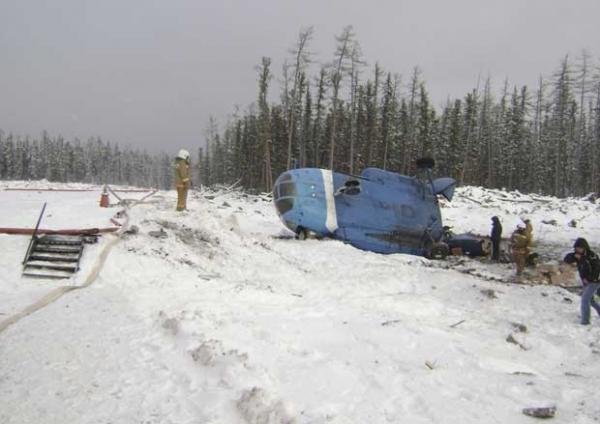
[0,188,156,335]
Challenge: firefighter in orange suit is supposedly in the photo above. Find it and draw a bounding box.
[175,149,191,211]
[510,226,529,275]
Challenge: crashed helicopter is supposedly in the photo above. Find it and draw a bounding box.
[273,158,457,259]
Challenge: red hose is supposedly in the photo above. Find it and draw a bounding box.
[3,188,154,193]
[0,227,119,235]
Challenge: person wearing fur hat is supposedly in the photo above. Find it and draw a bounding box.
[564,238,600,325]
[175,149,191,211]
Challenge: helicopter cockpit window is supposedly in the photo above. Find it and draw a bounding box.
[274,173,295,200]
[336,179,361,196]
[275,198,294,215]
[278,182,297,198]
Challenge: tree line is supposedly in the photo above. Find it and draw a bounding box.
[2,26,600,197]
[200,27,600,198]
[0,130,175,189]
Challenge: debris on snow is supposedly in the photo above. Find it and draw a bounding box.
[236,387,295,424]
[511,322,528,333]
[506,334,528,351]
[480,288,498,299]
[148,228,168,239]
[522,405,556,419]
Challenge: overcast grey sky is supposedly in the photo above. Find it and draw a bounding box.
[1,0,599,152]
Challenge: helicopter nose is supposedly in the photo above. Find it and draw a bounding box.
[273,169,338,235]
[273,172,297,216]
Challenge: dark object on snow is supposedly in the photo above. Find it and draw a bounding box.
[541,219,557,226]
[522,406,556,419]
[511,322,528,333]
[480,288,497,299]
[125,225,139,235]
[490,216,502,261]
[506,334,528,350]
[272,158,456,258]
[445,231,487,257]
[568,219,577,228]
[149,228,168,239]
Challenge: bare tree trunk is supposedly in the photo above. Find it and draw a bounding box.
[286,27,313,170]
[329,26,354,171]
[313,68,327,168]
[257,57,273,192]
[348,42,364,175]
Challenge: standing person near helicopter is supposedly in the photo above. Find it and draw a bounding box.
[490,216,503,261]
[175,149,191,211]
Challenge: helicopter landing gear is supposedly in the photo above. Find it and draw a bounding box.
[296,227,308,240]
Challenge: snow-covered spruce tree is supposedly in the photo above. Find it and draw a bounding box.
[476,78,494,188]
[0,130,4,178]
[3,134,16,179]
[381,73,399,171]
[549,56,575,197]
[459,89,479,185]
[448,99,463,181]
[416,83,434,165]
[270,104,287,181]
[591,83,600,193]
[13,137,26,180]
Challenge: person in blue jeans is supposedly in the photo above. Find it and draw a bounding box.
[564,238,600,325]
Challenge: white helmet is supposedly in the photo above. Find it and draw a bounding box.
[177,149,190,160]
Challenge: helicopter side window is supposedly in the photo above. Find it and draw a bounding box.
[336,179,361,196]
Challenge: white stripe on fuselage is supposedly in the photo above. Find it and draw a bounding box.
[321,169,338,233]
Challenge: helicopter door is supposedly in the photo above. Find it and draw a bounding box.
[335,180,393,253]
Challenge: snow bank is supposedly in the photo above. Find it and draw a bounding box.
[444,186,600,248]
[1,182,599,423]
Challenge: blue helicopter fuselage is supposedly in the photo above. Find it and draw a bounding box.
[273,167,456,256]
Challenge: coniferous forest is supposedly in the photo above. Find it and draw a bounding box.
[2,27,600,198]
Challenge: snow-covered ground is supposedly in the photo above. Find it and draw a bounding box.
[1,181,599,423]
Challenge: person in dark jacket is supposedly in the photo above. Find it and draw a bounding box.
[564,238,600,325]
[490,216,502,261]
